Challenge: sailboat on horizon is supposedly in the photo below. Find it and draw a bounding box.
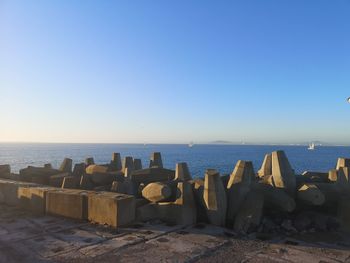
[308,142,316,150]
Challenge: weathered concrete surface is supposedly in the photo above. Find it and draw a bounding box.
[46,189,90,220]
[85,157,95,166]
[17,186,53,214]
[258,153,272,177]
[175,162,192,181]
[0,164,10,177]
[72,163,85,177]
[1,204,350,263]
[203,169,227,226]
[49,173,69,187]
[149,152,163,168]
[297,184,326,206]
[122,156,134,174]
[131,167,175,184]
[141,182,172,202]
[88,191,135,227]
[110,152,122,171]
[59,158,73,173]
[271,151,296,197]
[85,165,108,175]
[133,159,143,170]
[336,158,350,170]
[61,176,80,189]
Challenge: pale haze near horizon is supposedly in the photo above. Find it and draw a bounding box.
[1,1,349,145]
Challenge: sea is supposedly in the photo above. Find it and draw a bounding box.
[0,143,349,177]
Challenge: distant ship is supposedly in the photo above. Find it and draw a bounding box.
[308,142,315,150]
[188,142,194,148]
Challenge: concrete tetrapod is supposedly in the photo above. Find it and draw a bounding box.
[59,158,73,173]
[149,152,163,168]
[141,182,172,202]
[258,153,272,178]
[174,162,192,181]
[252,183,296,212]
[85,157,95,166]
[122,157,134,174]
[336,158,350,170]
[157,181,197,225]
[130,167,175,184]
[297,184,326,206]
[110,153,122,171]
[203,169,227,226]
[226,161,255,223]
[72,163,85,177]
[234,191,264,234]
[133,159,142,170]
[271,150,296,197]
[86,165,108,175]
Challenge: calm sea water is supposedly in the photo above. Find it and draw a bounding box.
[0,143,349,177]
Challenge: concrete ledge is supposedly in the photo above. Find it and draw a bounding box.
[18,186,54,214]
[46,189,91,220]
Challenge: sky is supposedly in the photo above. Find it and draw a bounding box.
[0,0,349,144]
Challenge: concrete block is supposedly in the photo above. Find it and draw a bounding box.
[234,191,264,234]
[142,182,172,202]
[0,179,37,206]
[329,169,338,182]
[31,175,49,185]
[227,160,255,187]
[297,184,325,206]
[133,159,142,170]
[0,164,10,177]
[110,153,122,171]
[17,186,53,214]
[312,183,340,204]
[59,158,73,173]
[46,189,91,220]
[88,191,135,227]
[149,152,163,168]
[258,153,272,177]
[337,195,350,231]
[44,163,52,169]
[136,203,158,222]
[91,171,124,186]
[271,150,296,197]
[19,166,62,182]
[203,169,227,226]
[302,171,329,183]
[131,167,175,184]
[175,162,192,181]
[336,158,350,170]
[86,165,108,175]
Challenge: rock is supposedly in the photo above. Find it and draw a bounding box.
[149,152,163,168]
[226,161,254,223]
[234,191,264,234]
[72,163,85,177]
[109,153,122,171]
[253,183,295,212]
[86,165,108,175]
[85,157,95,166]
[130,167,175,184]
[203,169,227,226]
[297,184,325,206]
[59,158,73,173]
[133,159,143,170]
[174,162,192,181]
[336,158,350,170]
[88,191,136,227]
[62,176,79,189]
[258,153,272,177]
[122,157,134,173]
[141,182,172,202]
[80,175,94,190]
[271,151,296,197]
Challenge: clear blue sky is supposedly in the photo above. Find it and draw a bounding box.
[1,0,349,144]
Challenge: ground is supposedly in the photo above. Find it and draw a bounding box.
[0,204,350,263]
